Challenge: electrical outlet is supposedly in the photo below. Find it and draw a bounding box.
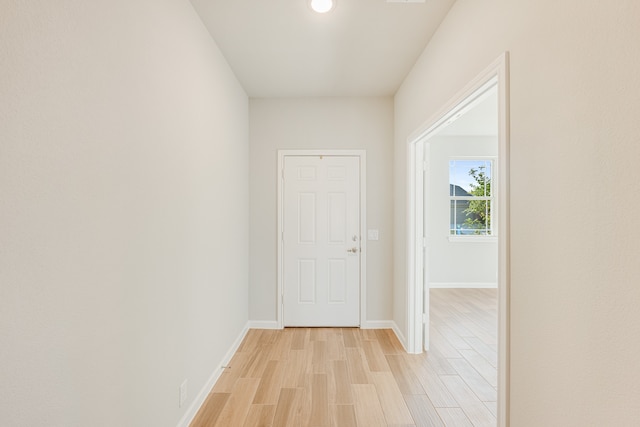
[179,379,188,408]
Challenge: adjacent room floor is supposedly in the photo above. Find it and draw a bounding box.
[191,288,498,426]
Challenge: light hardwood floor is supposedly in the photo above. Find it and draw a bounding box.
[191,288,497,427]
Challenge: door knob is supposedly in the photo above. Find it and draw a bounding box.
[347,247,358,253]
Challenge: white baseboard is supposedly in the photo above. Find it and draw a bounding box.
[177,322,250,427]
[360,320,395,329]
[247,320,280,329]
[429,282,497,289]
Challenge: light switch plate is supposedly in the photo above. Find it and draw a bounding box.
[367,229,379,241]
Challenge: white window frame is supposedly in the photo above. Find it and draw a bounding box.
[448,157,497,242]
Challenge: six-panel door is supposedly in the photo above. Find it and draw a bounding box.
[283,155,360,326]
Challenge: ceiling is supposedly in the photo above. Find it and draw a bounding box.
[438,85,498,136]
[189,0,457,98]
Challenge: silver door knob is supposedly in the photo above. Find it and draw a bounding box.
[347,247,358,253]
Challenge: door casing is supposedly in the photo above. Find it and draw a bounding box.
[277,150,367,329]
[406,52,510,426]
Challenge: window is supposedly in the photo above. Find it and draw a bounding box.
[449,159,494,235]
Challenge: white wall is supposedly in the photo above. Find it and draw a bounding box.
[0,1,249,426]
[394,0,640,425]
[427,136,498,287]
[249,97,394,324]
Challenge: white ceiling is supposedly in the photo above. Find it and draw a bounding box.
[190,0,457,98]
[438,86,498,136]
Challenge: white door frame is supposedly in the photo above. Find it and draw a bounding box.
[406,52,510,426]
[277,150,367,329]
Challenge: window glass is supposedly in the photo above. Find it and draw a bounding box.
[449,160,493,235]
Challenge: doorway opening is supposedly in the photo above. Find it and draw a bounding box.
[406,53,510,426]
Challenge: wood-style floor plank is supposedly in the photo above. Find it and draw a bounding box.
[458,349,497,388]
[371,371,415,426]
[362,340,391,372]
[281,349,307,388]
[352,384,387,427]
[252,360,284,405]
[213,377,260,427]
[405,357,459,408]
[237,329,262,352]
[291,327,308,350]
[243,348,271,379]
[345,347,370,385]
[447,358,496,402]
[436,407,474,427]
[463,337,497,368]
[330,360,353,405]
[191,289,497,427]
[268,329,293,361]
[439,375,495,427]
[327,329,346,360]
[484,400,498,418]
[272,388,301,427]
[331,404,357,427]
[386,355,425,395]
[430,328,463,359]
[310,373,330,425]
[375,329,404,355]
[243,404,275,427]
[190,393,229,426]
[404,395,445,427]
[342,328,358,348]
[312,340,328,374]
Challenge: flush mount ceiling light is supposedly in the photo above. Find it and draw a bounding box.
[310,0,335,13]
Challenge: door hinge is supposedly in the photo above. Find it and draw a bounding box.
[423,237,427,248]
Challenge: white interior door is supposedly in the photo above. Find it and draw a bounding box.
[283,155,360,327]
